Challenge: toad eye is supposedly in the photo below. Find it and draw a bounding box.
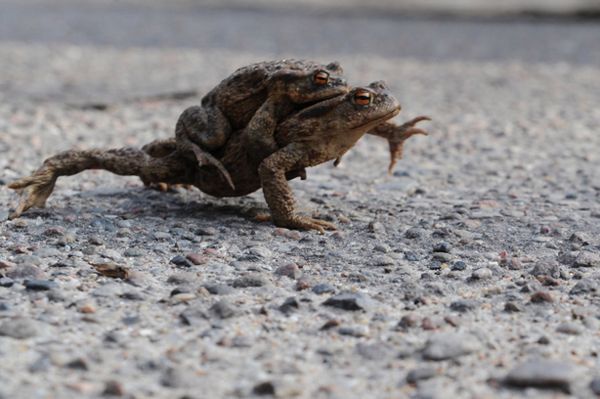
[353,90,372,105]
[313,71,329,85]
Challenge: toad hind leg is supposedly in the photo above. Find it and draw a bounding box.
[259,143,336,234]
[175,106,235,190]
[8,147,194,219]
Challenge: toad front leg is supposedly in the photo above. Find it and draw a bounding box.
[8,147,194,219]
[258,143,336,233]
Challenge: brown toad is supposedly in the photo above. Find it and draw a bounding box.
[173,59,348,187]
[9,82,429,232]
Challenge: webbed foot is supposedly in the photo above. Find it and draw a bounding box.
[8,167,58,219]
[387,116,431,174]
[275,215,337,234]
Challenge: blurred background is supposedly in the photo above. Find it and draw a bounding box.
[1,0,599,106]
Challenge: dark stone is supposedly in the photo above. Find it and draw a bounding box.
[312,283,335,295]
[590,377,600,395]
[406,367,436,384]
[530,291,554,303]
[433,241,451,253]
[209,300,236,319]
[404,251,420,261]
[570,279,597,295]
[451,260,467,271]
[170,255,193,268]
[0,277,14,287]
[504,359,575,393]
[422,332,480,361]
[65,358,89,371]
[450,299,478,312]
[279,297,299,314]
[204,283,234,295]
[504,302,523,312]
[119,291,145,301]
[322,293,372,311]
[274,263,301,279]
[232,274,268,288]
[405,227,425,239]
[530,262,560,278]
[196,226,218,235]
[24,279,58,291]
[253,382,275,396]
[397,314,419,329]
[102,380,125,396]
[170,286,192,297]
[180,306,208,326]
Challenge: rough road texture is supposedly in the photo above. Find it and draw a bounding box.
[1,2,600,399]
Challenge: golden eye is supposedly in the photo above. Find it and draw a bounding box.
[353,90,372,105]
[313,71,329,85]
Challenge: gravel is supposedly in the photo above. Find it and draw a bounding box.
[0,2,599,398]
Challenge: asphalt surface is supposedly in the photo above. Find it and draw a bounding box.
[1,2,599,399]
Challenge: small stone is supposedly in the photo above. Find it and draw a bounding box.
[556,322,583,335]
[123,248,144,257]
[590,378,600,395]
[320,319,340,330]
[504,302,523,312]
[196,226,218,236]
[373,255,395,266]
[79,304,96,314]
[471,268,493,280]
[338,326,368,337]
[405,227,425,239]
[574,251,600,268]
[451,260,467,271]
[397,314,419,329]
[537,336,551,345]
[295,277,310,291]
[153,232,172,241]
[569,232,591,246]
[422,332,480,361]
[24,279,58,291]
[241,246,271,261]
[170,255,193,268]
[5,265,44,280]
[432,252,452,262]
[279,297,300,313]
[180,306,208,327]
[433,241,451,253]
[312,283,335,295]
[167,272,196,285]
[102,380,125,396]
[253,381,275,396]
[119,291,145,301]
[65,358,89,371]
[504,359,576,393]
[530,291,554,303]
[531,262,560,278]
[0,318,38,339]
[274,263,301,279]
[322,292,372,311]
[450,299,478,312]
[0,277,14,287]
[204,283,234,295]
[404,251,420,261]
[570,279,597,295]
[406,367,436,384]
[355,342,391,360]
[88,236,105,246]
[44,226,65,236]
[185,253,207,265]
[232,274,268,288]
[209,300,236,319]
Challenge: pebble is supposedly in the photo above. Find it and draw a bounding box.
[405,227,425,239]
[204,283,234,295]
[471,268,493,280]
[279,297,299,314]
[574,251,600,267]
[196,226,218,236]
[0,277,14,288]
[530,291,554,303]
[274,263,301,279]
[422,332,480,361]
[338,325,369,337]
[590,378,600,395]
[530,262,560,278]
[180,306,208,327]
[312,283,335,295]
[0,318,38,339]
[355,342,391,360]
[24,279,58,291]
[186,253,207,265]
[170,255,193,268]
[433,241,452,253]
[397,314,419,329]
[5,265,45,280]
[322,292,372,311]
[406,367,437,384]
[102,380,125,396]
[556,322,583,335]
[253,381,275,396]
[451,260,467,271]
[569,279,597,295]
[167,272,196,285]
[232,274,268,288]
[504,359,575,393]
[432,252,452,262]
[449,299,478,312]
[504,302,523,312]
[123,248,144,257]
[209,300,237,319]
